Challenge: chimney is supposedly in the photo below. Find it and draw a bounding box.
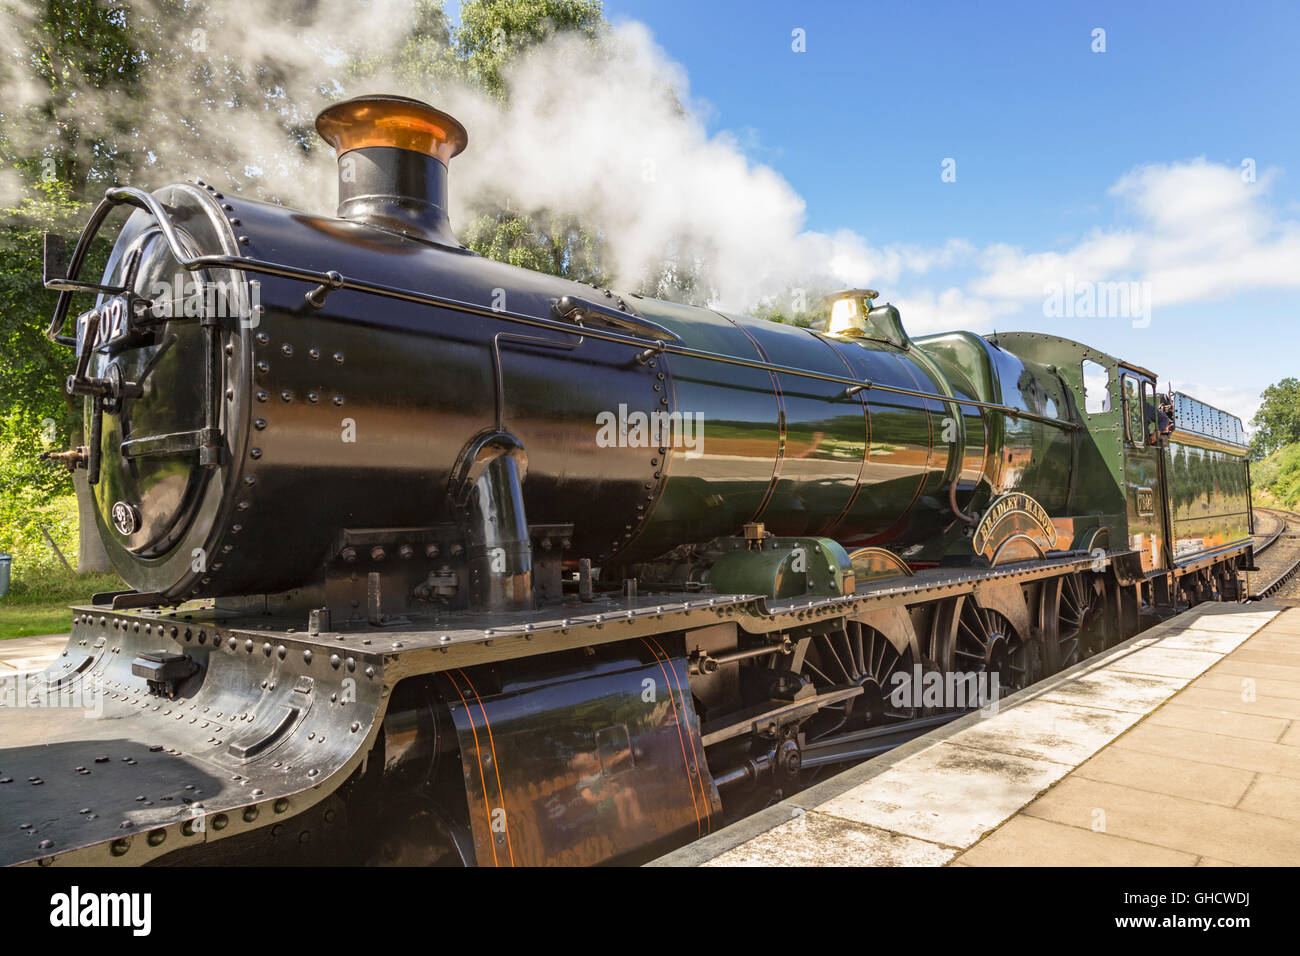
[315,94,468,246]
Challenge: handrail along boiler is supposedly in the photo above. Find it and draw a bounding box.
[5,94,1256,866]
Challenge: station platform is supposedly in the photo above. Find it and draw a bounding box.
[652,602,1300,867]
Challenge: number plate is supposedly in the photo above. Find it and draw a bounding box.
[76,295,130,354]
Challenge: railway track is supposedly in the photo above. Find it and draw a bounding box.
[1249,507,1300,599]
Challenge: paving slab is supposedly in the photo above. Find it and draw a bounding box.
[1016,776,1300,867]
[1237,773,1300,823]
[1167,611,1278,633]
[810,742,1070,848]
[0,634,66,675]
[1109,721,1300,776]
[1104,645,1225,680]
[940,697,1144,765]
[1211,657,1300,682]
[1172,685,1300,721]
[1143,700,1290,743]
[703,811,956,867]
[1037,669,1187,715]
[953,814,1199,867]
[1194,671,1300,698]
[1227,648,1300,668]
[1156,627,1267,654]
[1070,746,1257,806]
[652,601,1293,867]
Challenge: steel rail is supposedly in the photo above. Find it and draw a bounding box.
[1255,562,1300,599]
[1251,507,1287,555]
[1249,509,1300,599]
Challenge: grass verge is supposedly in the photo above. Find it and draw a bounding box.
[0,570,123,640]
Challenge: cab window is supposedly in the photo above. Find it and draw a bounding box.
[1141,381,1157,444]
[1082,360,1110,414]
[1122,375,1143,445]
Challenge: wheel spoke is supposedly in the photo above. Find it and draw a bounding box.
[803,658,835,686]
[872,634,894,681]
[1053,574,1102,669]
[843,629,861,679]
[795,622,919,744]
[958,617,987,651]
[821,634,853,682]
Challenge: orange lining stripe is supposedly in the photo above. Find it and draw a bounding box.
[640,637,703,837]
[647,635,713,833]
[455,668,516,867]
[444,671,499,867]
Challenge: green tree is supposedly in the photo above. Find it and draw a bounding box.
[0,180,116,574]
[391,0,459,84]
[453,0,609,281]
[2,1,462,209]
[455,0,604,98]
[636,244,717,308]
[1249,377,1300,460]
[463,207,606,283]
[0,0,144,196]
[0,184,91,421]
[1253,442,1300,510]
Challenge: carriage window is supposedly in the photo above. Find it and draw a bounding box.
[1122,375,1142,445]
[1082,361,1111,414]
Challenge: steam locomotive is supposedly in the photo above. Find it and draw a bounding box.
[1,95,1255,866]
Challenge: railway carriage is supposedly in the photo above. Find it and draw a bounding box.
[0,95,1257,867]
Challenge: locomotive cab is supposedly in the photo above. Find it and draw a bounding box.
[1118,364,1170,573]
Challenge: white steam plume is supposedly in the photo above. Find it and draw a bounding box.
[0,4,920,309]
[444,23,929,307]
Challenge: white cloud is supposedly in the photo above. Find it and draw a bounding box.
[968,159,1300,311]
[890,288,1015,336]
[469,28,1300,327]
[447,23,948,308]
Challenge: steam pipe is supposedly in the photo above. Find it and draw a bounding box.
[451,432,533,613]
[949,478,978,527]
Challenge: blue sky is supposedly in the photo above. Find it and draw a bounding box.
[454,1,1300,424]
